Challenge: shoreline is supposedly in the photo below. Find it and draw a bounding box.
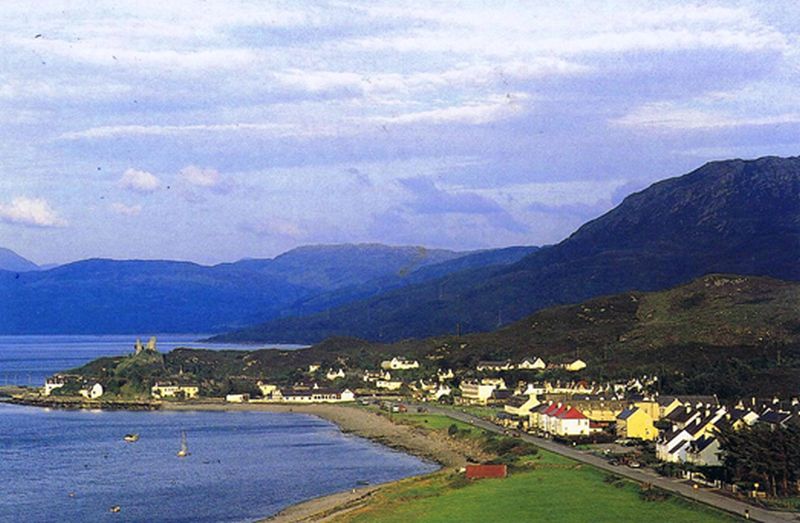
[163,402,478,522]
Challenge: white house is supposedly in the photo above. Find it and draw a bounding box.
[376,379,403,391]
[686,436,722,467]
[326,368,345,380]
[43,375,68,396]
[432,384,452,401]
[437,368,454,381]
[277,388,355,403]
[225,393,250,403]
[476,360,514,372]
[517,357,546,370]
[79,382,104,400]
[381,357,420,370]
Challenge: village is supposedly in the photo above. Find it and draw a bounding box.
[37,337,800,500]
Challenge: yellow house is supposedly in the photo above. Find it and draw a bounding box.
[632,400,660,421]
[616,406,657,440]
[565,359,587,372]
[151,382,199,400]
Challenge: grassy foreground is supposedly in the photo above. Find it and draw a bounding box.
[334,445,735,523]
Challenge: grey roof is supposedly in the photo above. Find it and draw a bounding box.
[617,407,638,421]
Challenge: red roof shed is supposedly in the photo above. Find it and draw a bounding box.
[465,464,508,479]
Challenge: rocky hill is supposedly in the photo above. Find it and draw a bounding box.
[217,156,800,343]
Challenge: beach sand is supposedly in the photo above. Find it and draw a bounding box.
[163,402,483,522]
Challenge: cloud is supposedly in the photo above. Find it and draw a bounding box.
[119,168,161,193]
[399,177,528,234]
[0,196,67,228]
[60,123,300,140]
[613,102,800,130]
[374,93,529,125]
[179,165,221,187]
[110,202,143,216]
[178,165,235,199]
[240,218,308,239]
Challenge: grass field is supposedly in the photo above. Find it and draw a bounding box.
[392,413,476,433]
[335,447,736,523]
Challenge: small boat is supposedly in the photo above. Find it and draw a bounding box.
[177,431,190,458]
[123,433,140,443]
[109,505,121,513]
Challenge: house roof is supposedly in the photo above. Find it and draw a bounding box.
[559,407,587,420]
[760,410,792,425]
[506,395,531,408]
[617,407,638,421]
[667,439,691,456]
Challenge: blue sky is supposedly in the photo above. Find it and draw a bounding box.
[1,1,799,265]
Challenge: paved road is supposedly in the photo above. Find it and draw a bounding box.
[421,404,798,523]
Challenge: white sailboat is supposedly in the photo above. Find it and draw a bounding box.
[177,431,190,458]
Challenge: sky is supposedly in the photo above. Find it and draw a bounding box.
[1,1,799,265]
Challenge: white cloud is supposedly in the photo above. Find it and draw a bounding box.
[241,218,308,239]
[179,165,221,187]
[0,196,67,228]
[119,168,161,193]
[613,102,800,130]
[60,122,301,140]
[110,202,143,216]
[373,93,529,125]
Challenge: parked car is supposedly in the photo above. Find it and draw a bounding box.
[627,461,641,469]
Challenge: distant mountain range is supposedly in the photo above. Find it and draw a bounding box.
[214,155,800,344]
[0,243,535,334]
[0,247,38,272]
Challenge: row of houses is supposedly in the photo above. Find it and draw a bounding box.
[656,399,800,467]
[476,357,587,372]
[43,375,105,399]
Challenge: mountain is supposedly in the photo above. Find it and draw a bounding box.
[276,245,538,319]
[0,243,531,335]
[214,156,800,343]
[0,247,38,272]
[224,243,464,291]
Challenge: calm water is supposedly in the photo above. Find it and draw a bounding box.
[0,334,306,386]
[0,404,437,522]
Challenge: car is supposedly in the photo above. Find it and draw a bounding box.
[627,461,641,468]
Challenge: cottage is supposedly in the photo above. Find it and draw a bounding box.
[432,384,452,401]
[257,382,279,397]
[376,379,403,391]
[151,382,200,400]
[278,388,355,403]
[517,357,546,370]
[564,359,587,372]
[616,406,657,440]
[225,393,250,403]
[437,368,455,381]
[380,357,420,370]
[43,375,69,396]
[79,382,104,400]
[476,360,514,372]
[326,368,345,380]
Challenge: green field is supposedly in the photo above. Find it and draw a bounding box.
[392,413,476,433]
[336,448,736,523]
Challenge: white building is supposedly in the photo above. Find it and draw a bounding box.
[517,357,546,370]
[381,357,420,370]
[326,368,345,380]
[43,375,68,396]
[79,382,104,400]
[460,380,497,405]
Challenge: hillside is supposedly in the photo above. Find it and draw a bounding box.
[70,275,800,398]
[0,243,528,334]
[0,247,38,272]
[216,156,800,343]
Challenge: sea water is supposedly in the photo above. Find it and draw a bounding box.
[0,334,306,386]
[0,404,437,522]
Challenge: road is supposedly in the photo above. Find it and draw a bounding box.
[421,404,798,523]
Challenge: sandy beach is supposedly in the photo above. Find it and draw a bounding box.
[163,402,485,522]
